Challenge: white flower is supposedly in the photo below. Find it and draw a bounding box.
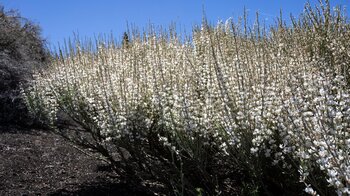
[318,150,328,158]
[303,111,314,117]
[250,147,259,154]
[328,169,338,178]
[304,185,317,195]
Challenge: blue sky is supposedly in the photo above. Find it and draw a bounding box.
[1,0,349,48]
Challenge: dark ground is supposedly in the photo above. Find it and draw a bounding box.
[0,125,157,196]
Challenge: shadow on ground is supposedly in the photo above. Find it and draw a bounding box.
[48,180,153,196]
[0,126,161,196]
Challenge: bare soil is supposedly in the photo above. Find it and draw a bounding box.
[0,125,154,196]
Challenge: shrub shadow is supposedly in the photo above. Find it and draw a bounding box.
[48,180,155,196]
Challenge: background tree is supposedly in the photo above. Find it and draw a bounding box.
[122,32,129,49]
[0,5,49,126]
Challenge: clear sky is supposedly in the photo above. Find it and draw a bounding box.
[1,0,349,49]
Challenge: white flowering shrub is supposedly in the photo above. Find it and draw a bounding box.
[24,1,350,195]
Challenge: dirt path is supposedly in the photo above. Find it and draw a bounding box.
[0,126,150,196]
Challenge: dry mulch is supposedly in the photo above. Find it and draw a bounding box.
[0,125,152,196]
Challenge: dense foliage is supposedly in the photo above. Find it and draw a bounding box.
[0,5,48,125]
[25,1,350,195]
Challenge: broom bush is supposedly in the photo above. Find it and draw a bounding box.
[24,0,350,195]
